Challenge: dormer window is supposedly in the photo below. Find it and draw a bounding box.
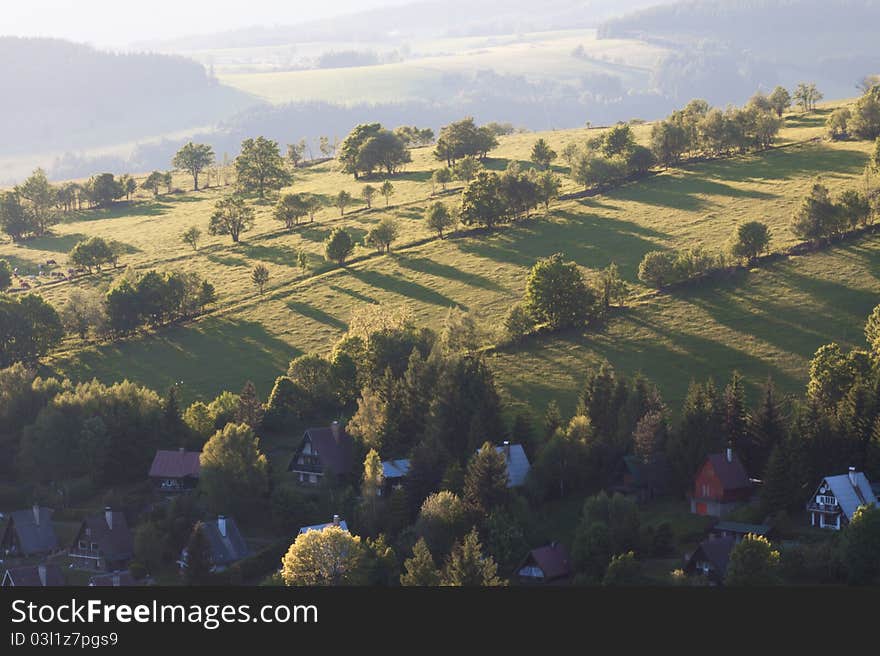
[816,494,837,506]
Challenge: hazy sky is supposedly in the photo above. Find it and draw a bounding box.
[2,0,415,47]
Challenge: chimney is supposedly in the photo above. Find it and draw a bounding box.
[38,564,47,587]
[179,447,185,453]
[104,507,113,530]
[33,504,40,526]
[332,514,340,527]
[218,515,227,537]
[503,440,511,460]
[331,420,340,441]
[726,447,733,463]
[849,466,857,487]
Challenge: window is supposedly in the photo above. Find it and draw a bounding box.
[78,540,88,550]
[816,495,837,506]
[309,474,318,484]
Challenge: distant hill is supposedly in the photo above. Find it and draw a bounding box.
[599,0,880,99]
[140,0,670,51]
[0,38,258,159]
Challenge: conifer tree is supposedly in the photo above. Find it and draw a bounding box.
[400,538,441,586]
[463,442,509,515]
[184,523,213,584]
[234,381,264,429]
[441,529,505,586]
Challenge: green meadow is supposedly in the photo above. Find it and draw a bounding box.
[2,101,877,418]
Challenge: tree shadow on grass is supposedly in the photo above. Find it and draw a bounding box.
[345,267,460,308]
[286,300,348,331]
[327,284,378,304]
[16,232,89,254]
[207,252,250,268]
[456,211,668,281]
[53,317,298,404]
[394,253,508,292]
[238,243,300,267]
[610,171,777,212]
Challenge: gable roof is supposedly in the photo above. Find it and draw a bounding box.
[2,564,65,587]
[820,471,878,520]
[688,537,736,577]
[88,571,137,587]
[382,459,411,479]
[476,443,531,488]
[200,517,249,566]
[76,511,134,562]
[299,519,349,535]
[524,543,571,581]
[290,426,354,475]
[149,449,201,479]
[705,453,750,491]
[3,506,58,555]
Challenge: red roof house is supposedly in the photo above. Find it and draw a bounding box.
[690,448,753,517]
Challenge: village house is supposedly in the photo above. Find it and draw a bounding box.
[298,515,349,535]
[806,467,877,531]
[516,543,571,584]
[180,516,250,572]
[690,448,753,517]
[491,441,531,488]
[613,454,670,503]
[683,536,736,585]
[0,505,59,558]
[69,508,134,572]
[1,563,65,587]
[380,458,410,495]
[287,421,355,485]
[148,448,201,493]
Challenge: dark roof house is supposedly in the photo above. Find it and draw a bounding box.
[1,563,65,587]
[614,454,670,502]
[287,422,355,485]
[1,505,59,557]
[148,448,201,492]
[516,543,571,584]
[683,536,736,585]
[69,508,134,572]
[181,516,250,571]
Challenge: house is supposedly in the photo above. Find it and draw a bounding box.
[381,458,410,494]
[806,467,877,531]
[1,563,65,587]
[89,571,138,587]
[180,516,250,572]
[709,521,771,543]
[148,448,201,492]
[69,508,134,572]
[683,536,736,585]
[516,543,571,584]
[613,454,669,502]
[479,442,531,488]
[0,505,59,557]
[690,448,753,517]
[287,421,354,485]
[298,515,349,535]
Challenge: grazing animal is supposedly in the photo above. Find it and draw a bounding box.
[46,259,57,266]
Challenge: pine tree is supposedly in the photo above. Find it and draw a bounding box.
[761,441,799,515]
[578,363,619,439]
[184,523,213,584]
[400,538,440,586]
[463,442,509,514]
[748,379,787,476]
[234,381,264,429]
[441,529,505,586]
[162,383,189,446]
[667,380,723,493]
[543,400,563,440]
[511,409,535,452]
[722,371,749,460]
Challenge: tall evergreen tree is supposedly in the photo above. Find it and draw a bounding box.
[543,400,563,440]
[463,442,509,515]
[234,381,264,429]
[400,538,440,586]
[441,529,505,586]
[184,523,213,584]
[722,371,749,459]
[748,379,787,476]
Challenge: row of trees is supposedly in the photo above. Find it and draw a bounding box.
[826,85,880,142]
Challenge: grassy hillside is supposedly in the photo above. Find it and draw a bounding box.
[2,101,876,416]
